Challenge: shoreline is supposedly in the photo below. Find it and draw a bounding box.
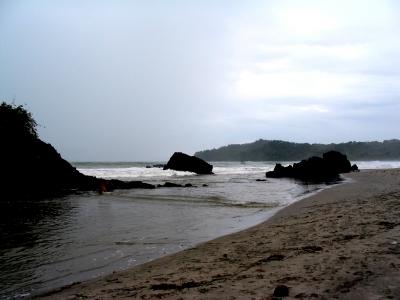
[37,169,400,299]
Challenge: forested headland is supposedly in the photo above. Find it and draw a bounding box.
[195,139,400,161]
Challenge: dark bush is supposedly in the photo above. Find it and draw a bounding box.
[0,102,38,139]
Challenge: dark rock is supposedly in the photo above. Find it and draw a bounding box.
[273,285,289,297]
[152,164,165,168]
[266,151,354,182]
[164,152,213,175]
[159,182,183,188]
[268,163,293,178]
[256,179,267,182]
[158,182,196,188]
[146,164,165,168]
[322,151,352,173]
[104,179,155,191]
[351,164,359,172]
[202,184,209,187]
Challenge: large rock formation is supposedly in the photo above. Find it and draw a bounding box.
[164,152,213,174]
[0,102,155,200]
[266,151,357,182]
[1,137,156,200]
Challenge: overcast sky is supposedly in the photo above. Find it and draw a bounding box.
[1,0,399,161]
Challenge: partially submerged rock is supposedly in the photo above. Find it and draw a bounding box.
[164,152,213,175]
[100,179,155,191]
[153,164,166,168]
[146,164,165,169]
[158,182,183,188]
[157,182,195,188]
[266,151,357,182]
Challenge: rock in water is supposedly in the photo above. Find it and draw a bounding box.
[322,151,352,174]
[266,150,354,182]
[164,152,213,174]
[158,182,183,188]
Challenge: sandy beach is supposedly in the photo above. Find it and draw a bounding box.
[37,169,400,299]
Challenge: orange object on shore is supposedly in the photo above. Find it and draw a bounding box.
[98,181,108,194]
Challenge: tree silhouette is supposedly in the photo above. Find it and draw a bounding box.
[0,102,38,139]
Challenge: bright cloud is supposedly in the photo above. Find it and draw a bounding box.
[233,70,357,99]
[276,7,337,36]
[228,0,400,102]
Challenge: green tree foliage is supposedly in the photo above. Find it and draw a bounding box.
[0,102,38,139]
[195,139,400,161]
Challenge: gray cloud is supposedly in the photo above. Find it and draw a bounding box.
[1,0,399,160]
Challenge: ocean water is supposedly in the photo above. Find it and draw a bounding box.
[0,161,399,299]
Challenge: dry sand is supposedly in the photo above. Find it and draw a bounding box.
[37,169,400,299]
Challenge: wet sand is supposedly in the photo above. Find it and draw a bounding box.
[37,169,400,299]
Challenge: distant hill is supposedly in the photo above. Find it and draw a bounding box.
[194,139,400,161]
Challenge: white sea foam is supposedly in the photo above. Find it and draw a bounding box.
[76,162,276,180]
[76,160,400,181]
[78,167,194,180]
[352,161,400,170]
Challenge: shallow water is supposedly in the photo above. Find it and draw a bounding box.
[0,161,397,299]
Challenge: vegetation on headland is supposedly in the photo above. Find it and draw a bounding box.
[1,102,97,199]
[0,102,155,200]
[0,102,38,139]
[195,139,400,161]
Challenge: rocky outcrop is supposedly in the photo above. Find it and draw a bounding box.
[99,179,155,192]
[0,102,156,200]
[1,103,217,200]
[1,138,156,199]
[164,152,213,175]
[156,182,195,188]
[266,151,357,182]
[158,182,183,188]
